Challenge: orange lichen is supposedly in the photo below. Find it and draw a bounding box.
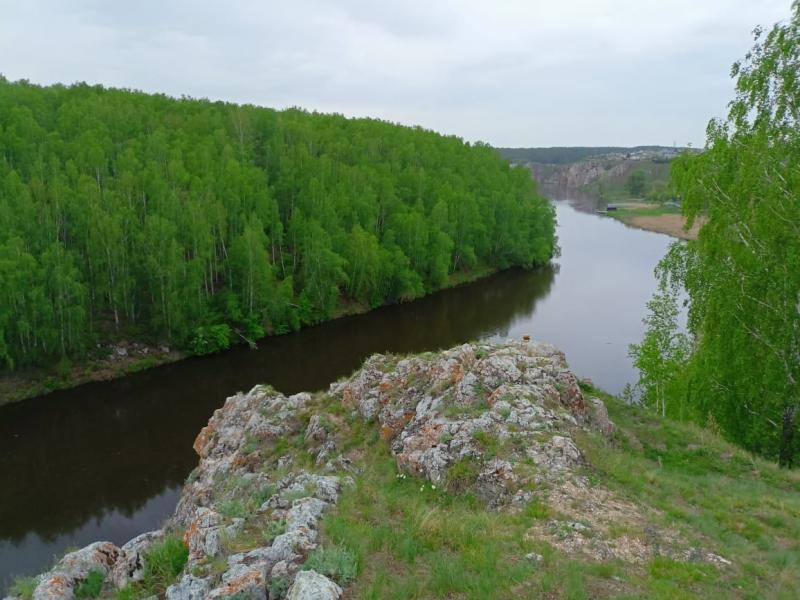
[380,424,396,441]
[193,422,216,457]
[450,363,465,385]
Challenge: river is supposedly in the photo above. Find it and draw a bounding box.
[0,194,676,588]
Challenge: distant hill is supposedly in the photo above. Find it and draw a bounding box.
[496,146,681,165]
[495,145,693,204]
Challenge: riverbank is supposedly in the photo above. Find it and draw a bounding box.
[0,345,186,406]
[8,341,799,599]
[604,203,705,240]
[0,265,498,407]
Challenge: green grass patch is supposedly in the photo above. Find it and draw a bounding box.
[575,387,800,599]
[219,499,247,519]
[608,204,681,220]
[7,576,36,600]
[74,568,105,598]
[116,534,188,599]
[303,545,359,585]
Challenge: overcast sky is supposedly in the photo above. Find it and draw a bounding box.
[0,1,792,147]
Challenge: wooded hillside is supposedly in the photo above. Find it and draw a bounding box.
[0,79,555,369]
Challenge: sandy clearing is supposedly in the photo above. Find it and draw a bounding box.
[624,214,706,240]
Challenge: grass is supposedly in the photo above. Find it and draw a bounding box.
[264,519,287,543]
[309,382,800,599]
[7,576,36,600]
[303,545,359,585]
[607,204,681,219]
[115,534,188,599]
[269,576,291,599]
[318,444,542,599]
[575,382,800,599]
[74,569,105,599]
[219,499,247,519]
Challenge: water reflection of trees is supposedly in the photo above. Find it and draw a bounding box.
[0,266,555,546]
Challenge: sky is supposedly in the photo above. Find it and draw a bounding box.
[0,0,792,147]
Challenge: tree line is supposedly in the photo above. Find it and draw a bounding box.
[632,3,800,466]
[0,79,556,370]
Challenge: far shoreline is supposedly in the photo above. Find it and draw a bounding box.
[0,264,501,408]
[600,201,705,241]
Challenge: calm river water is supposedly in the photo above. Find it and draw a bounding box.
[0,194,675,588]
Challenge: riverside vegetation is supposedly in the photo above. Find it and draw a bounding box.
[631,3,800,467]
[0,79,555,387]
[6,341,799,599]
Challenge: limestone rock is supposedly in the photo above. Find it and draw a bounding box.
[331,341,602,508]
[588,396,615,436]
[110,530,164,588]
[304,414,328,444]
[183,507,223,561]
[285,570,342,600]
[33,542,119,600]
[165,575,211,600]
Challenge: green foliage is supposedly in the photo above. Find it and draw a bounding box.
[140,535,189,595]
[263,519,287,542]
[8,576,36,600]
[188,324,232,356]
[268,576,290,599]
[74,568,104,599]
[629,268,691,418]
[303,545,359,585]
[446,456,480,493]
[218,499,247,519]
[625,169,647,197]
[639,4,800,465]
[472,430,500,459]
[0,80,556,372]
[113,586,138,600]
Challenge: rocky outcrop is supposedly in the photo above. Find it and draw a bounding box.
[330,341,600,509]
[285,570,341,600]
[26,542,119,600]
[527,159,629,189]
[9,340,731,599]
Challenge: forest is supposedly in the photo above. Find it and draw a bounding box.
[0,79,556,371]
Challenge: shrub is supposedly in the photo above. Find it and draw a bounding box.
[188,324,232,355]
[303,545,358,584]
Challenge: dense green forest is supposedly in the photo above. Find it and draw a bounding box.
[495,146,674,165]
[0,79,556,371]
[632,5,800,465]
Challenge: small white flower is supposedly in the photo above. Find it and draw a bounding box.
[419,486,424,492]
[431,484,436,490]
